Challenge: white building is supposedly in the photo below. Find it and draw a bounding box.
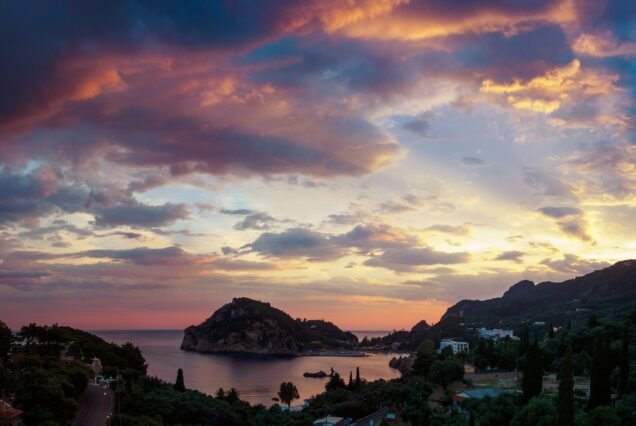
[478,327,514,340]
[439,339,469,354]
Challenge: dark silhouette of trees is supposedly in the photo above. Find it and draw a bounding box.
[589,336,612,409]
[522,340,543,402]
[412,349,435,379]
[619,322,631,396]
[348,371,353,389]
[0,321,11,361]
[174,368,185,392]
[278,381,299,408]
[558,339,574,426]
[547,323,555,339]
[588,314,600,328]
[325,372,346,391]
[355,366,361,388]
[519,325,529,356]
[430,358,464,390]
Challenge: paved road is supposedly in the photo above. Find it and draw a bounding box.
[72,383,114,426]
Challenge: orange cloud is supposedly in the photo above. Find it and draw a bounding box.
[480,59,618,115]
[329,0,575,41]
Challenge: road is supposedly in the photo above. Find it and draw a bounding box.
[72,383,114,426]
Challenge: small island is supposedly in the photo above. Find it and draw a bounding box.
[181,297,359,356]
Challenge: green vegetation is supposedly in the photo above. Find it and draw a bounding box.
[0,321,146,426]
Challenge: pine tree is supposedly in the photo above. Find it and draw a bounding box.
[522,340,543,402]
[558,339,574,426]
[174,368,186,392]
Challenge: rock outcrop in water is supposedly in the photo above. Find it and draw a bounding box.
[181,297,358,355]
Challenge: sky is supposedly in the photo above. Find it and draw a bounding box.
[0,0,635,331]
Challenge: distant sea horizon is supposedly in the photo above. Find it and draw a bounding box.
[94,329,401,405]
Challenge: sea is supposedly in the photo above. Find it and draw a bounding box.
[94,329,402,406]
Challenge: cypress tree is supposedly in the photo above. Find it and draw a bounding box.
[348,371,353,389]
[619,323,630,396]
[558,339,574,426]
[520,325,530,355]
[355,366,361,387]
[174,368,186,392]
[589,337,611,408]
[522,340,543,402]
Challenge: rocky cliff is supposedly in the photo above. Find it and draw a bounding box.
[181,297,358,355]
[442,260,636,326]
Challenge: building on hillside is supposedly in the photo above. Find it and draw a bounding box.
[313,416,346,426]
[439,339,469,354]
[478,327,515,340]
[0,399,24,426]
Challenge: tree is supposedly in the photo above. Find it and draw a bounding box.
[348,371,353,389]
[522,340,543,402]
[589,336,611,409]
[0,321,12,361]
[401,382,432,426]
[174,368,185,392]
[412,350,435,379]
[547,323,554,339]
[557,339,574,426]
[325,372,346,391]
[355,366,361,388]
[588,314,599,328]
[430,358,464,390]
[511,394,557,426]
[589,406,620,426]
[278,381,299,408]
[619,322,630,396]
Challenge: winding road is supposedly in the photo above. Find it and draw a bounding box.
[72,383,114,426]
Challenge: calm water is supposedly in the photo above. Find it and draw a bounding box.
[94,329,400,405]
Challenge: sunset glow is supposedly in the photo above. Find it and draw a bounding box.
[1,0,635,330]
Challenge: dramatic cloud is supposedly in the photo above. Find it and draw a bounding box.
[0,1,634,329]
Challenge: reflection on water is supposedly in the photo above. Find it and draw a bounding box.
[94,329,401,405]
